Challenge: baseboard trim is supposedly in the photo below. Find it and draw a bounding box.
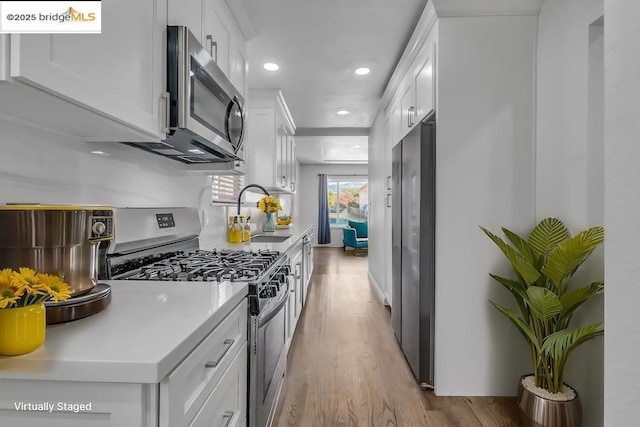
[368,271,388,305]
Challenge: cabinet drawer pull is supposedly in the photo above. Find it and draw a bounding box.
[205,338,234,368]
[222,410,235,427]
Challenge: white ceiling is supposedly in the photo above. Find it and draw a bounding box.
[241,0,428,164]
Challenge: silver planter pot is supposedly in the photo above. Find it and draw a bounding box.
[517,375,582,427]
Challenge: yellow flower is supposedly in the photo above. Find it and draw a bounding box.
[0,268,13,287]
[0,284,22,309]
[0,268,26,303]
[34,274,72,303]
[12,267,45,296]
[0,268,71,308]
[257,196,281,213]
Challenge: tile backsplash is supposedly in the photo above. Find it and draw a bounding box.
[0,117,237,236]
[0,117,294,240]
[0,117,209,207]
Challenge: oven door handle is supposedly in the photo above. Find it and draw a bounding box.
[258,281,290,327]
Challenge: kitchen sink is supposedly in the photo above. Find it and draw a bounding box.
[250,235,292,243]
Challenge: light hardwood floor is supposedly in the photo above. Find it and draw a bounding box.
[273,247,525,426]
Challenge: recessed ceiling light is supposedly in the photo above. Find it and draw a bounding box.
[355,67,370,75]
[188,149,205,154]
[90,150,111,156]
[336,109,350,115]
[264,62,279,71]
[353,145,361,148]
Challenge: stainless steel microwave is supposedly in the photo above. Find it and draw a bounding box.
[127,26,245,167]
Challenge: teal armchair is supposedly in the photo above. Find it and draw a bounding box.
[342,220,368,255]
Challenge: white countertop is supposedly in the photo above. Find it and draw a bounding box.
[199,223,314,253]
[0,224,313,385]
[0,280,247,384]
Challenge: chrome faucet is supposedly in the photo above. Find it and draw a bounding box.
[237,184,270,215]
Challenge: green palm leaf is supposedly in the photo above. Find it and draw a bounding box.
[559,282,604,323]
[502,227,535,264]
[489,273,530,320]
[541,323,604,363]
[543,227,604,290]
[528,218,569,258]
[480,227,540,286]
[490,301,539,350]
[526,287,562,322]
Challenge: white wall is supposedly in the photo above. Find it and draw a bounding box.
[297,163,368,246]
[434,16,537,396]
[603,1,640,425]
[536,1,604,424]
[367,109,387,299]
[0,117,223,229]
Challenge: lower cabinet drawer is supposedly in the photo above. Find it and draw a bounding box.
[190,342,247,427]
[160,300,247,427]
[0,380,157,427]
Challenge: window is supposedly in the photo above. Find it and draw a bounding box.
[327,176,368,226]
[211,175,244,204]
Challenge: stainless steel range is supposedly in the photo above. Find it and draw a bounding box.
[100,207,291,427]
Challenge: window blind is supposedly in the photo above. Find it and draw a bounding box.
[211,175,244,204]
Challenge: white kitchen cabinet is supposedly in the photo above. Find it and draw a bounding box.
[287,287,296,343]
[168,0,246,97]
[301,231,314,304]
[413,38,435,122]
[229,41,248,98]
[160,301,247,427]
[286,135,297,193]
[0,380,158,427]
[396,34,436,141]
[367,8,437,310]
[7,0,166,141]
[247,90,296,193]
[188,343,247,427]
[294,259,303,320]
[167,0,201,43]
[399,77,414,138]
[0,300,248,427]
[389,97,401,146]
[203,0,230,76]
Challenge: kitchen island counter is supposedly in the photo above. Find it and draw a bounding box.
[0,280,247,384]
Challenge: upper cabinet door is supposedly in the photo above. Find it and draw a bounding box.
[413,40,435,122]
[10,0,166,140]
[203,0,230,77]
[229,41,247,98]
[289,136,296,193]
[167,0,202,42]
[399,77,415,139]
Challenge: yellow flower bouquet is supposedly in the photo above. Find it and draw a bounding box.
[257,196,281,213]
[0,267,72,309]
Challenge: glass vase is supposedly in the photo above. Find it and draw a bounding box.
[0,303,46,356]
[263,212,276,232]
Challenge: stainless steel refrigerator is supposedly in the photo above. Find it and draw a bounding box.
[391,110,436,389]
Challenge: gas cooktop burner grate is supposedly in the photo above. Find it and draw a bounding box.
[113,249,282,282]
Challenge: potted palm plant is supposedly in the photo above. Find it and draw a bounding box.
[480,218,604,427]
